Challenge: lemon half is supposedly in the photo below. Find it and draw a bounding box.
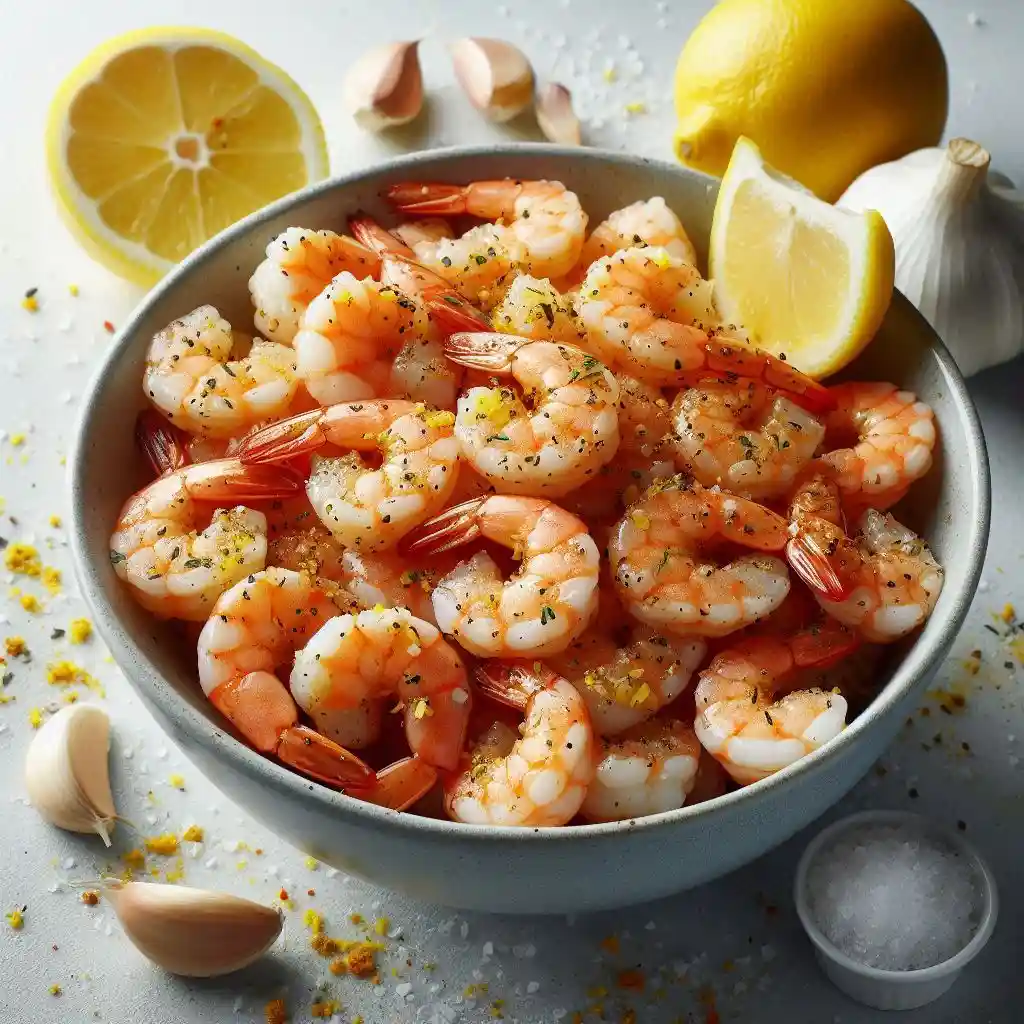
[46,27,329,285]
[710,138,895,379]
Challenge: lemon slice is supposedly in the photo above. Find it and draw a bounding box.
[46,27,329,286]
[709,136,895,378]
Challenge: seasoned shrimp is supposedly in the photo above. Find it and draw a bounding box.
[820,382,936,509]
[442,334,620,497]
[144,306,298,438]
[249,228,381,344]
[388,178,588,284]
[787,475,944,642]
[580,718,702,822]
[238,399,461,551]
[609,475,791,637]
[576,197,697,279]
[110,459,304,621]
[290,606,472,770]
[393,217,455,252]
[488,275,588,346]
[694,639,850,785]
[577,248,833,412]
[669,381,825,499]
[404,495,601,657]
[445,672,595,826]
[197,568,374,788]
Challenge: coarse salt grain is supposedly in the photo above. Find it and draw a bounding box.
[806,822,983,971]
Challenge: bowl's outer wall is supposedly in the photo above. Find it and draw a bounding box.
[71,146,988,913]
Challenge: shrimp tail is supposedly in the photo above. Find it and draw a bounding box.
[387,182,469,215]
[790,622,860,670]
[136,409,189,476]
[236,409,327,463]
[473,660,548,711]
[443,331,524,372]
[182,458,307,500]
[401,496,486,554]
[277,725,376,789]
[785,532,851,602]
[348,212,416,257]
[428,300,495,337]
[359,757,438,811]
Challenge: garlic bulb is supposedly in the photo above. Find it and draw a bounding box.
[839,138,1024,377]
[344,41,423,131]
[105,882,283,977]
[24,704,116,845]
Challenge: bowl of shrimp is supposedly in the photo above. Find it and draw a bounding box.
[70,144,989,913]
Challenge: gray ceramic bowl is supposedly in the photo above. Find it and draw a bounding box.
[69,145,989,914]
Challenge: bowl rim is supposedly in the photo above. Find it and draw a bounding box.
[69,142,991,844]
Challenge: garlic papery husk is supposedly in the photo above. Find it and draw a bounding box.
[839,138,1024,377]
[105,882,283,977]
[344,41,423,131]
[24,704,116,845]
[449,38,535,122]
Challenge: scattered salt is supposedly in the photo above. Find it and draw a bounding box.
[204,857,219,869]
[62,857,76,870]
[482,941,494,957]
[526,981,540,993]
[459,920,469,939]
[806,822,983,971]
[396,982,412,998]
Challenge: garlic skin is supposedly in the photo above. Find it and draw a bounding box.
[24,704,116,845]
[344,41,423,132]
[106,882,283,977]
[839,138,1024,377]
[536,83,582,146]
[449,38,535,122]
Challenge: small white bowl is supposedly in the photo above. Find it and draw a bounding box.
[794,810,999,1011]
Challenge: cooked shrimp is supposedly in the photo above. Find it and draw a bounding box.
[290,606,472,770]
[197,567,374,788]
[694,640,849,785]
[580,718,702,822]
[135,409,190,478]
[238,399,461,551]
[576,248,833,412]
[144,306,298,438]
[820,382,936,510]
[488,275,588,345]
[787,478,944,641]
[669,381,825,500]
[404,495,601,657]
[443,334,620,497]
[249,228,381,345]
[445,672,595,826]
[364,757,439,812]
[393,218,455,252]
[388,178,588,284]
[336,549,459,625]
[476,600,705,736]
[609,475,791,637]
[110,459,304,620]
[575,197,697,279]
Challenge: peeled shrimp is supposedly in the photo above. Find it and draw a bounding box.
[609,475,791,637]
[290,606,472,770]
[787,473,943,641]
[580,718,702,822]
[109,459,304,621]
[238,399,461,551]
[820,382,936,510]
[144,306,298,438]
[576,197,697,278]
[694,638,850,785]
[197,567,374,788]
[404,495,600,657]
[445,672,595,826]
[443,334,620,497]
[249,228,381,344]
[488,275,588,346]
[388,178,588,288]
[576,248,833,413]
[669,381,825,500]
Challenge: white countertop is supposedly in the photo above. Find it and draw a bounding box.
[1,1,1021,1021]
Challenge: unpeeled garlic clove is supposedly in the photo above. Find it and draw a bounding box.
[24,704,116,846]
[536,83,582,146]
[105,882,283,977]
[449,37,535,122]
[344,41,423,131]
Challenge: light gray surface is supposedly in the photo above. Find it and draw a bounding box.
[1,0,1022,1020]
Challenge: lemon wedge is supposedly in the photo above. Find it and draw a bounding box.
[46,27,329,286]
[710,137,895,379]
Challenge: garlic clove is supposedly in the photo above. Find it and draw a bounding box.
[449,38,535,123]
[24,704,116,846]
[535,83,582,146]
[344,41,423,131]
[105,882,283,977]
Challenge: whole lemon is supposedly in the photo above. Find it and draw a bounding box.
[673,0,948,201]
